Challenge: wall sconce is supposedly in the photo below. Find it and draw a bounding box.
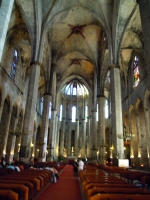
[30,142,34,148]
[130,155,134,158]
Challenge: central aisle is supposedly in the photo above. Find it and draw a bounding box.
[36,165,83,200]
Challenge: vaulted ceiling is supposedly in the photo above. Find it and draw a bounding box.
[5,0,142,101]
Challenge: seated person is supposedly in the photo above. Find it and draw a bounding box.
[7,163,15,170]
[51,165,59,180]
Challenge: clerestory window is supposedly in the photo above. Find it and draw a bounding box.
[133,56,140,87]
[10,50,18,79]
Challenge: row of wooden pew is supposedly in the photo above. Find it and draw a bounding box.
[0,168,53,200]
[95,163,150,188]
[79,164,150,200]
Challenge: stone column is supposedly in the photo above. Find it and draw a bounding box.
[0,100,4,122]
[60,100,66,155]
[38,94,50,162]
[110,65,124,166]
[20,63,40,162]
[54,114,59,157]
[91,110,97,160]
[75,119,79,157]
[31,127,37,158]
[3,107,12,157]
[9,117,18,162]
[145,108,150,166]
[81,99,86,158]
[0,0,14,62]
[135,112,142,167]
[86,117,91,158]
[47,109,57,161]
[67,119,72,156]
[138,0,150,86]
[67,104,72,156]
[97,95,106,164]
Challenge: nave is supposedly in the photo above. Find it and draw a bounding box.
[36,165,83,200]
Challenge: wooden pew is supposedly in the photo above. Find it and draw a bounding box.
[90,193,150,200]
[82,179,127,191]
[0,180,34,199]
[0,176,40,194]
[128,172,150,183]
[0,183,28,200]
[87,187,150,200]
[25,169,53,182]
[140,175,150,188]
[0,189,18,200]
[84,183,138,197]
[5,173,44,188]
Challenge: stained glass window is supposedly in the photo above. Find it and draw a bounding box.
[105,100,108,119]
[40,97,43,115]
[85,106,88,122]
[96,104,98,121]
[10,50,18,79]
[133,56,140,87]
[60,105,62,121]
[72,106,76,122]
[49,102,52,119]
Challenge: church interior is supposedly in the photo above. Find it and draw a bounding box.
[1,0,150,170]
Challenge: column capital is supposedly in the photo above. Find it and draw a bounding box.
[51,109,57,111]
[97,94,105,98]
[30,61,42,67]
[43,92,51,96]
[91,109,97,113]
[109,64,117,69]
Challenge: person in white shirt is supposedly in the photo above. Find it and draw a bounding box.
[78,158,84,171]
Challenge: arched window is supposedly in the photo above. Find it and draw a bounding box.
[72,106,76,122]
[85,106,88,122]
[10,49,18,79]
[60,105,62,121]
[105,100,108,119]
[96,104,98,121]
[40,97,43,115]
[133,55,140,87]
[73,87,77,95]
[49,102,52,119]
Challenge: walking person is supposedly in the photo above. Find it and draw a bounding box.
[73,159,78,177]
[78,158,84,171]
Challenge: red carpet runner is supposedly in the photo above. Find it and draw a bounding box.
[36,165,83,200]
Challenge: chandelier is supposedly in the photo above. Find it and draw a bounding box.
[117,123,135,140]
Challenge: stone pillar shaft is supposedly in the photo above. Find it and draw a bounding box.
[38,94,50,162]
[9,117,18,161]
[20,64,40,161]
[60,100,66,155]
[3,107,12,156]
[110,66,124,165]
[48,109,57,161]
[98,96,106,164]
